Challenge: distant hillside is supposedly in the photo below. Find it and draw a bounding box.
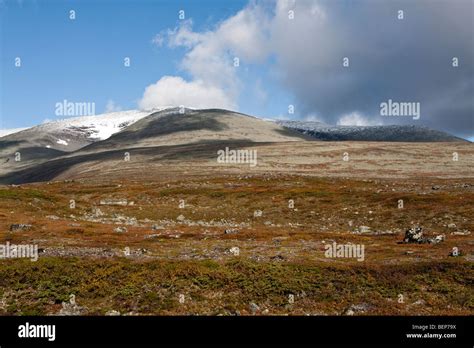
[276,121,468,142]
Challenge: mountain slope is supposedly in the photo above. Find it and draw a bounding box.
[78,108,309,153]
[0,109,154,177]
[277,121,468,142]
[0,128,28,137]
[0,108,309,183]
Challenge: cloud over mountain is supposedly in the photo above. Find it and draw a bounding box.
[138,76,236,110]
[141,0,473,138]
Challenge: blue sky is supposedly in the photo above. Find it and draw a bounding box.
[0,0,290,128]
[1,0,473,140]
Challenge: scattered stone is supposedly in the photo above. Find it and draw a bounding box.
[114,226,127,233]
[270,254,285,261]
[432,185,441,190]
[176,214,185,222]
[403,227,445,244]
[92,207,104,217]
[145,234,161,239]
[111,214,138,226]
[358,226,371,233]
[9,224,32,232]
[404,226,424,243]
[100,199,128,206]
[405,251,415,255]
[447,223,457,228]
[224,229,239,234]
[411,299,425,306]
[105,310,121,316]
[58,295,85,316]
[229,247,240,256]
[451,231,471,236]
[46,215,60,220]
[344,303,370,315]
[249,302,260,315]
[152,224,164,230]
[432,234,445,244]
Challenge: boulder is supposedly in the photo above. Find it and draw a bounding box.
[9,224,32,232]
[358,226,371,233]
[249,302,260,315]
[403,226,424,243]
[100,199,128,206]
[229,247,240,256]
[403,227,445,244]
[114,226,127,233]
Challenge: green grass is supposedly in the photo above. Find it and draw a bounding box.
[0,188,50,200]
[0,257,472,315]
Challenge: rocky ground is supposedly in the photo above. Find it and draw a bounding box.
[0,173,472,315]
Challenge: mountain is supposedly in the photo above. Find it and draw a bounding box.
[1,109,154,151]
[276,121,468,142]
[1,108,470,185]
[0,128,28,137]
[0,109,154,177]
[77,108,309,153]
[0,108,308,184]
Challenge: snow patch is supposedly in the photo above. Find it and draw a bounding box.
[0,128,28,137]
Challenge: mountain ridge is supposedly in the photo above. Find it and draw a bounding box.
[276,120,468,142]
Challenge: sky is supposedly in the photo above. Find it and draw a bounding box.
[0,0,473,140]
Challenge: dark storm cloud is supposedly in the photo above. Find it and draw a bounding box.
[273,0,473,138]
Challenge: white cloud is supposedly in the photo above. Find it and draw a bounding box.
[303,113,325,123]
[151,33,164,47]
[105,100,122,113]
[337,112,381,127]
[138,76,235,110]
[140,4,271,111]
[140,0,473,137]
[167,20,204,49]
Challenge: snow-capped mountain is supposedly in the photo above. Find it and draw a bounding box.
[1,108,468,183]
[0,108,183,151]
[0,108,307,183]
[6,109,154,150]
[0,108,169,177]
[0,128,28,137]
